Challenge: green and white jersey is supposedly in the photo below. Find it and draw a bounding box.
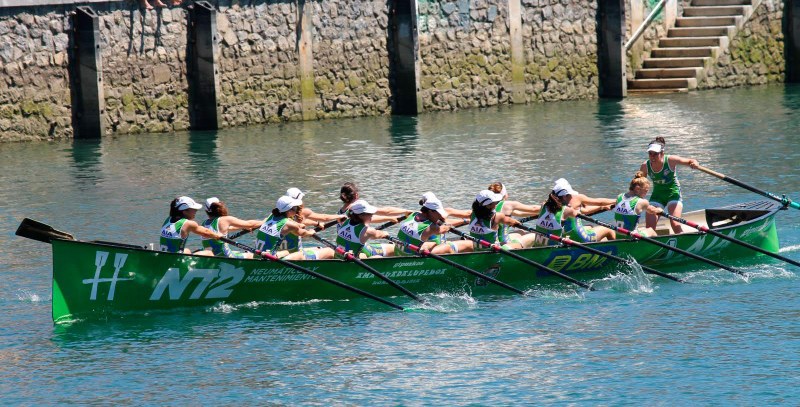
[255,214,301,254]
[614,193,642,230]
[495,200,510,244]
[395,212,443,255]
[469,214,498,245]
[534,207,564,246]
[160,217,188,253]
[647,154,682,206]
[337,219,368,254]
[201,217,233,257]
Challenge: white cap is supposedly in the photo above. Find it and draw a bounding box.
[553,178,577,198]
[349,199,377,215]
[204,197,220,212]
[422,197,448,218]
[499,183,508,198]
[647,143,664,153]
[276,195,303,213]
[475,190,503,206]
[285,187,305,200]
[420,191,437,204]
[176,196,202,211]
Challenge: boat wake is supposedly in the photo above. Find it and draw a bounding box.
[779,244,800,253]
[207,299,334,314]
[589,261,654,294]
[406,291,478,313]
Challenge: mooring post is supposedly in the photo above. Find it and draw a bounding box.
[597,0,627,98]
[69,6,104,139]
[787,0,800,82]
[390,0,422,115]
[298,0,316,120]
[187,1,221,130]
[508,0,525,104]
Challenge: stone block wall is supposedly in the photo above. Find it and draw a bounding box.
[700,0,784,89]
[0,7,71,142]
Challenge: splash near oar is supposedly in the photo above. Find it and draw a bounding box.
[384,236,527,295]
[219,237,405,311]
[577,214,745,276]
[514,224,686,283]
[659,212,800,269]
[445,228,594,291]
[695,165,800,210]
[311,234,425,304]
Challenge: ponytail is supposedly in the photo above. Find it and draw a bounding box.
[169,198,182,221]
[629,171,650,191]
[542,192,563,214]
[340,182,359,204]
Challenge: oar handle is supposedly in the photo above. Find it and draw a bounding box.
[695,165,800,210]
[219,237,404,311]
[577,214,743,275]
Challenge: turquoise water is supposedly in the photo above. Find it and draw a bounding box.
[2,85,799,404]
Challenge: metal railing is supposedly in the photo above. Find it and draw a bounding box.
[625,0,665,51]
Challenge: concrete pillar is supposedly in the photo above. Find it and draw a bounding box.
[508,0,525,104]
[389,0,422,115]
[297,0,316,120]
[69,6,105,139]
[629,0,644,72]
[787,0,800,82]
[597,0,627,98]
[187,1,221,130]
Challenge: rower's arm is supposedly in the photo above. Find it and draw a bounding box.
[669,155,700,169]
[508,201,540,216]
[376,206,412,217]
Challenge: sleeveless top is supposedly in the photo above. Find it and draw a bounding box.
[534,207,564,246]
[337,219,368,254]
[647,154,681,201]
[469,213,498,244]
[255,214,301,254]
[160,217,188,253]
[201,217,233,257]
[614,193,642,230]
[395,212,443,254]
[495,200,510,244]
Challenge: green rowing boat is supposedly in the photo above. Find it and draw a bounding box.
[24,200,783,323]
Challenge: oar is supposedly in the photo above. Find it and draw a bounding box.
[514,224,686,283]
[229,218,340,240]
[310,235,425,304]
[383,236,526,295]
[445,228,594,291]
[576,214,746,276]
[219,237,404,310]
[696,165,800,210]
[659,212,800,269]
[376,215,409,231]
[16,218,76,243]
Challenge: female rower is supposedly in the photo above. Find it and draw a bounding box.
[639,136,699,233]
[338,182,411,224]
[612,172,661,237]
[254,195,334,260]
[531,179,615,245]
[336,199,391,258]
[431,190,525,254]
[160,196,224,254]
[285,187,345,229]
[197,198,263,258]
[488,181,541,246]
[376,193,455,256]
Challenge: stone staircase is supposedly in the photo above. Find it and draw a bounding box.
[628,0,759,93]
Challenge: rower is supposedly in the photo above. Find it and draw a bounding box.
[487,181,541,247]
[254,195,334,260]
[640,136,700,233]
[337,182,412,226]
[381,193,454,256]
[159,196,224,254]
[336,199,390,259]
[530,179,615,246]
[284,187,344,230]
[196,197,263,258]
[612,172,661,237]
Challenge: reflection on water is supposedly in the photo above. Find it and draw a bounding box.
[388,115,419,156]
[187,130,220,179]
[70,139,103,188]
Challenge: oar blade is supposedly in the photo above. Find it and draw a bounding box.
[16,218,75,244]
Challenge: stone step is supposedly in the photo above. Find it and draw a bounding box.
[692,0,752,6]
[635,67,702,79]
[629,88,690,95]
[659,36,728,48]
[668,26,734,37]
[676,16,740,27]
[628,78,698,90]
[650,46,717,58]
[642,57,710,68]
[683,6,750,17]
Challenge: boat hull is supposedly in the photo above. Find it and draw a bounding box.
[51,201,782,322]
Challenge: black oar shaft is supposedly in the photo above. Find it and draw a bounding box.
[376,215,409,231]
[577,214,744,275]
[311,235,424,304]
[220,237,404,310]
[661,213,800,269]
[515,225,686,283]
[385,236,526,295]
[696,165,800,210]
[447,228,593,290]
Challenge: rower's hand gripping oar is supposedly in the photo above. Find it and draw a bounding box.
[218,236,405,310]
[445,228,594,291]
[576,214,745,276]
[383,236,527,295]
[310,234,426,304]
[658,212,800,269]
[228,218,341,241]
[514,224,686,283]
[695,165,800,210]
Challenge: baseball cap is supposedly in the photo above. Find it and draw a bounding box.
[204,197,220,212]
[285,187,305,200]
[176,196,202,211]
[276,195,303,213]
[349,199,378,215]
[475,190,503,206]
[420,191,437,204]
[422,197,448,218]
[553,178,576,197]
